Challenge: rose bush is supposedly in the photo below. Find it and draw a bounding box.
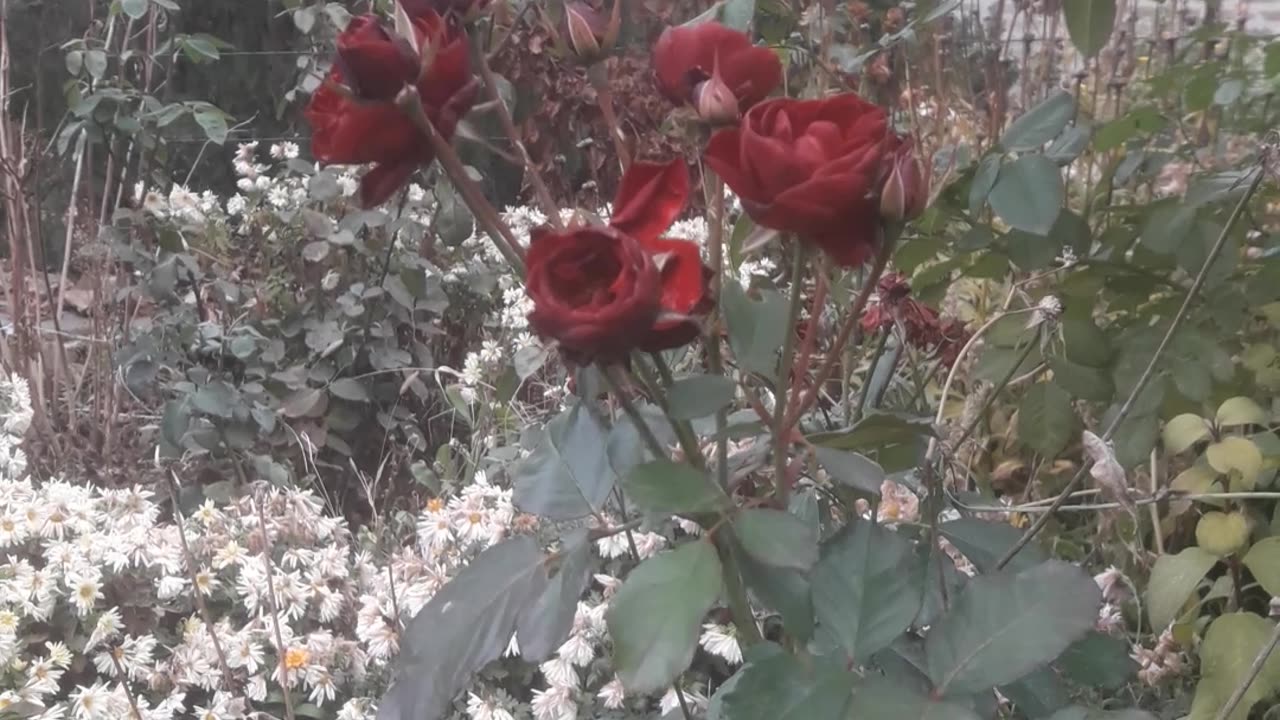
[305,3,477,207]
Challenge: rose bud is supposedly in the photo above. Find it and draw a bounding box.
[880,139,928,222]
[565,0,620,64]
[692,74,741,125]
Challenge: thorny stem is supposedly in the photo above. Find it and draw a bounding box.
[705,170,730,490]
[785,236,894,429]
[787,259,829,412]
[601,365,667,459]
[1212,618,1280,720]
[773,242,808,507]
[850,328,892,423]
[252,489,298,720]
[634,356,705,468]
[996,165,1267,570]
[397,86,527,276]
[603,364,760,645]
[588,62,631,170]
[164,471,238,693]
[473,39,562,228]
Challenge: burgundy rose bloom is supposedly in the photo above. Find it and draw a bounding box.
[653,22,782,115]
[704,94,903,267]
[304,8,477,209]
[526,226,662,364]
[526,158,713,362]
[858,273,969,365]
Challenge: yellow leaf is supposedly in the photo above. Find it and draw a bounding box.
[1196,511,1250,557]
[1163,413,1211,454]
[1216,397,1268,427]
[1206,437,1264,491]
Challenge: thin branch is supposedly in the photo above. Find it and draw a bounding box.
[251,488,298,720]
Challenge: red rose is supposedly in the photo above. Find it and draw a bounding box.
[526,226,662,365]
[704,94,902,267]
[526,158,713,361]
[304,9,476,209]
[653,22,782,120]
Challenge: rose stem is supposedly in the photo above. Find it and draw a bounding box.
[783,255,828,421]
[849,327,891,424]
[784,234,895,430]
[473,38,563,228]
[396,87,527,277]
[772,241,808,507]
[633,355,705,469]
[704,169,731,490]
[588,61,632,170]
[602,365,760,646]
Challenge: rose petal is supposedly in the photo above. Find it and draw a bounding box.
[609,158,690,244]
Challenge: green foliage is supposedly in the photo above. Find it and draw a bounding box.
[513,404,623,520]
[606,540,724,693]
[1189,613,1280,720]
[1063,0,1116,58]
[924,561,1102,696]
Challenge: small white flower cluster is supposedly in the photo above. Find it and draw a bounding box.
[0,374,533,719]
[140,184,222,225]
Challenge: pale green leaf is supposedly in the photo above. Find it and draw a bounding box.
[667,375,736,420]
[989,155,1064,236]
[1216,397,1268,427]
[1145,547,1219,630]
[1188,613,1280,720]
[513,404,618,520]
[1001,90,1076,151]
[1243,537,1280,598]
[1163,413,1211,454]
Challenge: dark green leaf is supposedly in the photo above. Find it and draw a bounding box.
[1046,125,1092,165]
[969,155,1002,215]
[606,541,723,693]
[723,282,789,378]
[382,537,548,720]
[720,644,855,720]
[1018,383,1077,456]
[1049,357,1114,402]
[1140,201,1197,254]
[1062,310,1111,367]
[925,560,1102,696]
[989,155,1064,236]
[329,378,370,402]
[814,447,885,497]
[737,546,813,642]
[281,387,325,418]
[939,518,1047,573]
[848,678,981,720]
[514,345,549,380]
[808,412,934,452]
[1006,229,1063,270]
[193,381,236,419]
[1002,91,1076,151]
[513,404,618,520]
[625,460,729,515]
[1057,632,1138,690]
[516,529,595,661]
[813,520,924,661]
[1000,666,1071,718]
[1063,0,1116,58]
[734,508,819,571]
[667,375,736,420]
[720,0,756,30]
